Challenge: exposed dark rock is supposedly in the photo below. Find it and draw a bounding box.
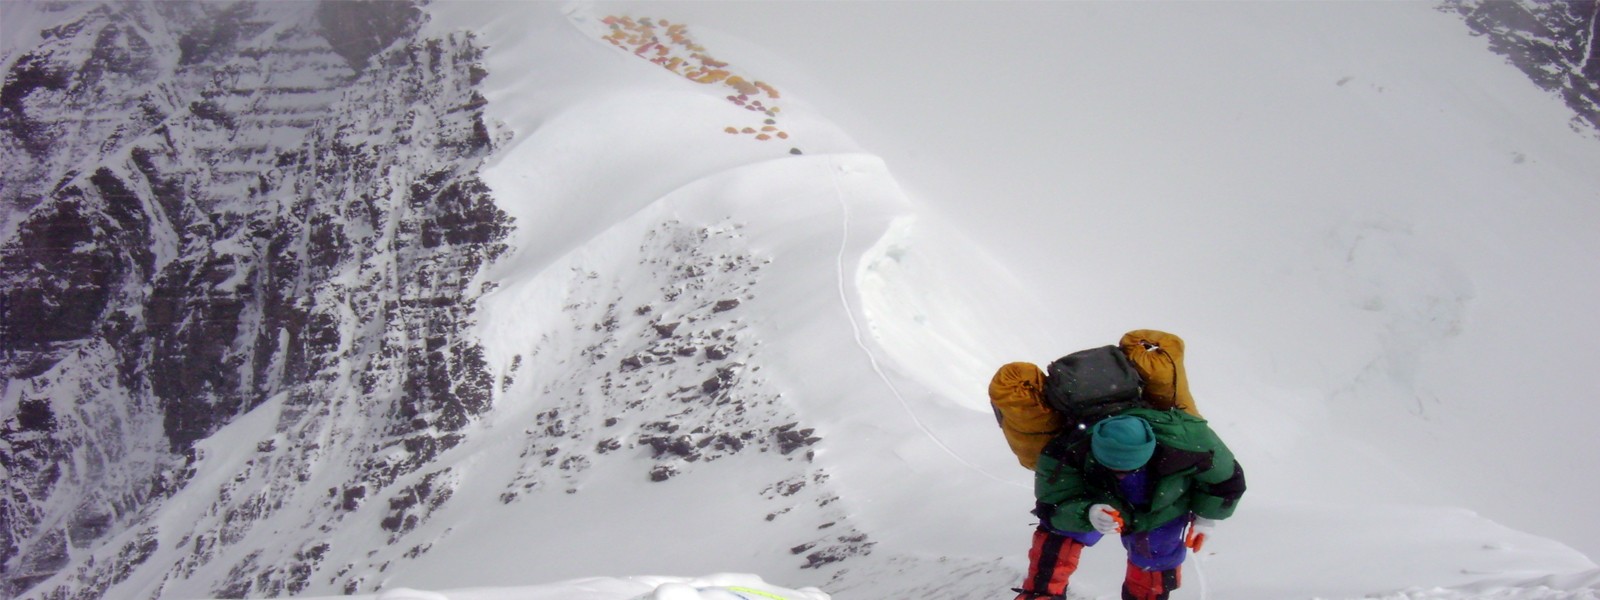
[773,423,821,455]
[649,464,678,482]
[1445,0,1600,133]
[341,487,367,512]
[12,399,56,432]
[0,191,122,377]
[800,531,875,569]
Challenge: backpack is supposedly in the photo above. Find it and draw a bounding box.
[1041,345,1149,426]
[1119,329,1201,416]
[987,362,1064,470]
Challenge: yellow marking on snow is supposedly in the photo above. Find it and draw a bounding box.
[725,586,789,600]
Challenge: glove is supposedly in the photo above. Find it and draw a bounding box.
[1088,504,1125,534]
[1185,517,1216,552]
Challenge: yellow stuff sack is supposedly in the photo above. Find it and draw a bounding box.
[1119,329,1201,417]
[988,362,1064,470]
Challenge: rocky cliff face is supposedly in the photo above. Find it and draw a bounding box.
[1,1,509,596]
[1445,0,1600,134]
[1,2,867,597]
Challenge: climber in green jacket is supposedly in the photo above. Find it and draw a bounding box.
[1017,408,1246,600]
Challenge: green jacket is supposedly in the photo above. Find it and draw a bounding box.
[1034,408,1245,534]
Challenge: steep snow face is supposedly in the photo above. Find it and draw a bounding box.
[620,0,1600,564]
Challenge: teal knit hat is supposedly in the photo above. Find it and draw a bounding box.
[1091,415,1156,470]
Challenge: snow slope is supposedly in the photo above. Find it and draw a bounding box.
[616,0,1600,555]
[170,1,1600,598]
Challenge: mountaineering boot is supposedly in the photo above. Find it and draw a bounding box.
[1014,528,1086,599]
[1120,561,1180,600]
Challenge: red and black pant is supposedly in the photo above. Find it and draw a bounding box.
[1121,560,1181,600]
[1016,528,1182,600]
[1018,527,1085,597]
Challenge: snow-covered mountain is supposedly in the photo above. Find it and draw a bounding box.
[3,1,1599,599]
[2,1,509,596]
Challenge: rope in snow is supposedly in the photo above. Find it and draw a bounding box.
[823,157,1021,488]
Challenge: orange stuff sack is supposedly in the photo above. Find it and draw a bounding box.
[988,362,1064,470]
[1119,329,1201,417]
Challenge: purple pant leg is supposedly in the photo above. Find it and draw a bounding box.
[1120,516,1190,571]
[1064,529,1104,546]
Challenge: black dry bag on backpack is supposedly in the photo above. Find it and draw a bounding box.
[1042,345,1148,424]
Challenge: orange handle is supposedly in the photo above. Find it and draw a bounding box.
[1099,507,1126,534]
[1184,522,1207,552]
